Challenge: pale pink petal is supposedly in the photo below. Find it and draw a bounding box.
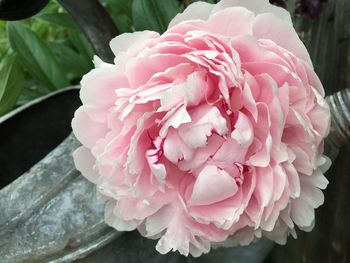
[291,197,315,228]
[126,54,187,88]
[283,162,301,198]
[205,7,255,36]
[189,165,238,206]
[144,204,174,237]
[252,13,312,66]
[159,104,191,137]
[178,134,225,172]
[73,146,98,184]
[105,201,138,231]
[179,105,228,148]
[163,128,194,163]
[110,31,159,56]
[159,83,185,112]
[248,104,272,167]
[212,137,247,165]
[182,71,208,106]
[211,0,292,24]
[80,66,129,122]
[168,1,214,28]
[254,166,273,207]
[72,107,108,148]
[231,111,254,146]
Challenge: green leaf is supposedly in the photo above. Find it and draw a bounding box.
[0,21,10,54]
[68,31,94,65]
[0,47,11,62]
[132,0,181,33]
[0,53,24,116]
[113,13,134,33]
[103,0,133,33]
[114,0,133,17]
[48,41,92,82]
[7,22,69,91]
[104,0,133,17]
[16,84,50,106]
[35,13,78,29]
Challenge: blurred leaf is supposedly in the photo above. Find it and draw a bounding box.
[16,75,53,106]
[0,21,10,54]
[103,0,133,17]
[0,47,11,61]
[35,12,77,29]
[0,53,24,116]
[113,13,133,33]
[7,22,69,91]
[132,0,181,33]
[48,41,91,82]
[16,84,50,106]
[102,0,133,33]
[68,31,94,65]
[114,0,133,17]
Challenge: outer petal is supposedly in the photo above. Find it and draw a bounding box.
[204,7,255,37]
[168,1,214,28]
[72,107,108,148]
[110,31,159,57]
[211,0,292,25]
[80,65,129,122]
[73,146,99,184]
[252,13,312,66]
[105,201,139,231]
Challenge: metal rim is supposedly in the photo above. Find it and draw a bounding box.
[0,86,80,124]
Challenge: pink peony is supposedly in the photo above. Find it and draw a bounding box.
[72,0,331,257]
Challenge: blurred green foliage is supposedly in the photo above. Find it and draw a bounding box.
[0,0,218,117]
[0,1,94,114]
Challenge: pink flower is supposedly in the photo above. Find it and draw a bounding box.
[72,0,331,257]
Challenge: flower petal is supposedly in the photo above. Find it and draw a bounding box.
[73,146,99,184]
[189,165,238,206]
[169,1,214,28]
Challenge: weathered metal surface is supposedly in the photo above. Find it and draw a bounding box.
[0,87,120,262]
[0,133,120,262]
[326,89,350,149]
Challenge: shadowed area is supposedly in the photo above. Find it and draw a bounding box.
[0,88,81,188]
[0,0,49,20]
